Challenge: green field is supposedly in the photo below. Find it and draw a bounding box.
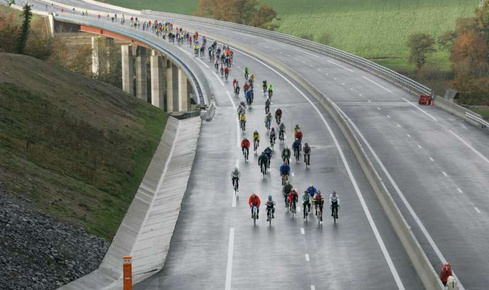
[0,53,167,240]
[103,0,477,71]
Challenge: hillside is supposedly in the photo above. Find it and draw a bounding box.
[0,53,167,240]
[103,0,477,71]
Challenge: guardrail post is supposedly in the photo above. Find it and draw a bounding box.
[150,50,165,110]
[123,256,132,290]
[121,44,134,95]
[135,46,148,101]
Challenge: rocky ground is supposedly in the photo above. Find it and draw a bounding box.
[0,185,109,290]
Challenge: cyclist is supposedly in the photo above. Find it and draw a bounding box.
[243,82,250,93]
[258,151,269,174]
[279,161,290,182]
[231,167,240,191]
[244,67,249,79]
[252,130,260,151]
[282,181,293,207]
[292,138,302,160]
[268,84,274,99]
[248,193,261,219]
[302,190,312,219]
[294,125,303,141]
[232,78,238,89]
[265,112,272,130]
[264,146,273,167]
[237,103,246,116]
[239,113,247,131]
[279,122,286,141]
[265,195,276,221]
[265,97,271,114]
[282,146,291,164]
[303,142,311,165]
[305,185,319,199]
[275,108,282,124]
[313,190,324,220]
[270,127,276,145]
[288,188,299,212]
[224,66,229,80]
[193,43,199,55]
[241,137,250,158]
[329,191,340,218]
[234,83,241,96]
[245,89,254,105]
[262,80,267,93]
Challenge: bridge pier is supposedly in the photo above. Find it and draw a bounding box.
[121,44,134,95]
[166,60,178,113]
[135,47,147,101]
[150,51,165,110]
[91,36,99,75]
[178,69,191,112]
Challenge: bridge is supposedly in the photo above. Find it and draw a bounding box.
[7,0,489,289]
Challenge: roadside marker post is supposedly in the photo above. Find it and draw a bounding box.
[123,256,132,290]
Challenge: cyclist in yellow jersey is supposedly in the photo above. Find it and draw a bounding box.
[252,130,260,141]
[239,114,247,122]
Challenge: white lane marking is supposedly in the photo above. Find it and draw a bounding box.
[311,286,316,290]
[362,76,392,93]
[442,171,448,177]
[226,91,240,148]
[295,47,319,58]
[457,188,463,194]
[386,115,391,119]
[213,71,225,87]
[396,124,401,128]
[301,228,305,235]
[429,157,434,162]
[232,194,237,207]
[328,60,354,72]
[232,46,405,290]
[291,172,295,177]
[417,145,422,149]
[402,98,438,122]
[377,107,381,111]
[225,228,235,290]
[305,254,310,262]
[449,130,489,165]
[475,207,481,214]
[235,159,240,169]
[310,64,314,67]
[407,134,411,138]
[461,124,468,130]
[333,77,337,80]
[335,106,466,290]
[341,83,345,86]
[196,57,210,69]
[367,100,371,103]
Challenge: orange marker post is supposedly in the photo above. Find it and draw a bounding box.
[123,256,132,290]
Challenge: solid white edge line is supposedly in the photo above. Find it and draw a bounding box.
[196,57,210,69]
[305,254,310,262]
[475,207,481,214]
[232,46,405,290]
[294,47,319,58]
[328,60,354,72]
[335,105,466,290]
[213,71,225,87]
[362,76,392,93]
[402,98,438,122]
[449,130,489,165]
[226,91,240,148]
[225,227,235,290]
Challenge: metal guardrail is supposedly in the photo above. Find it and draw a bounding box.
[52,13,211,106]
[466,112,489,129]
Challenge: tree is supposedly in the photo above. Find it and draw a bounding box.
[17,3,32,54]
[407,33,436,70]
[438,31,456,51]
[194,0,280,30]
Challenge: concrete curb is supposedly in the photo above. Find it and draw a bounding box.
[184,29,444,290]
[58,116,201,290]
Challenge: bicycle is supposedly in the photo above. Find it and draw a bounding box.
[252,205,258,226]
[245,71,249,80]
[303,202,310,221]
[242,148,249,161]
[265,119,271,131]
[232,178,239,194]
[225,72,229,81]
[279,130,285,142]
[304,152,310,167]
[315,201,323,226]
[261,162,267,177]
[275,115,281,125]
[331,204,339,223]
[266,206,274,226]
[281,173,289,186]
[294,147,300,162]
[268,90,273,100]
[254,139,259,153]
[234,86,240,98]
[263,84,267,94]
[289,199,296,217]
[240,120,246,133]
[270,135,276,148]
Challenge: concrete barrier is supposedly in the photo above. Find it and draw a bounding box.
[185,29,444,290]
[59,116,201,290]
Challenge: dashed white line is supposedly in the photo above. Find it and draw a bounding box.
[396,124,401,128]
[449,130,489,165]
[475,207,481,214]
[377,107,381,110]
[367,100,371,103]
[213,71,225,86]
[362,76,392,93]
[225,228,235,290]
[333,77,337,80]
[407,134,411,138]
[417,145,422,149]
[305,254,310,262]
[386,115,391,119]
[328,60,354,72]
[429,157,434,162]
[196,57,210,68]
[301,228,305,235]
[291,172,295,177]
[457,188,463,194]
[311,286,316,290]
[442,171,448,177]
[402,98,438,122]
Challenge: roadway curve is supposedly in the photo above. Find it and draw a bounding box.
[17,1,489,289]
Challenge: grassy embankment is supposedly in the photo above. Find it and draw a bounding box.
[0,53,167,240]
[102,0,477,72]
